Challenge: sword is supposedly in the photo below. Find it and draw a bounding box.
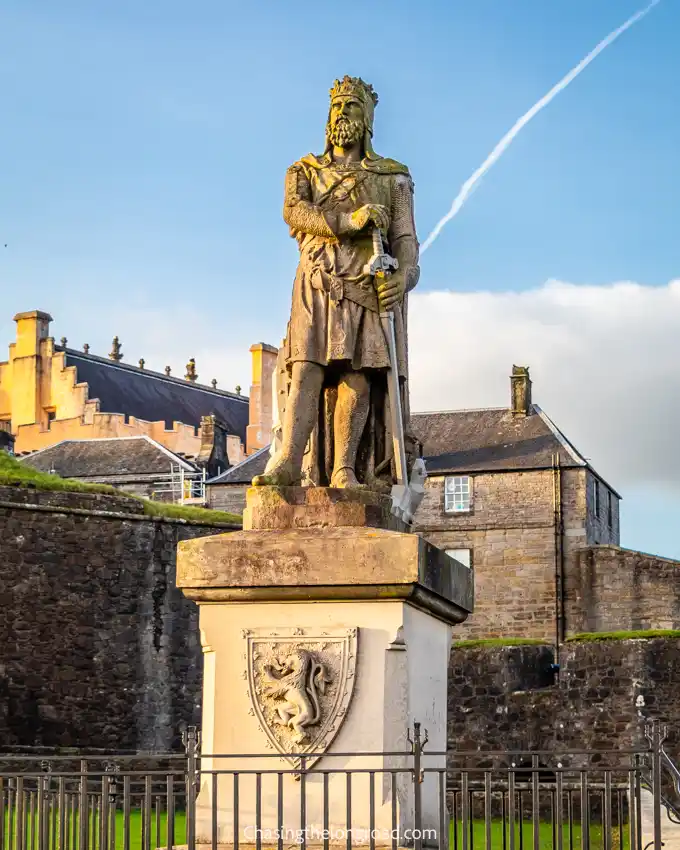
[363,228,408,487]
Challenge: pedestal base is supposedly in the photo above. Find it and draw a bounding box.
[194,600,449,846]
[176,492,473,848]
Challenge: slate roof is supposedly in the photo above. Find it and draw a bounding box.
[208,446,269,484]
[59,348,249,441]
[411,405,586,473]
[22,437,197,479]
[411,404,619,495]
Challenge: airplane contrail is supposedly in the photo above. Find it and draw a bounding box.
[421,0,662,254]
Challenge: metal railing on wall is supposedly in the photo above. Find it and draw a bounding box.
[0,723,675,850]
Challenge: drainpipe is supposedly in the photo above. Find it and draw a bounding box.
[552,453,564,669]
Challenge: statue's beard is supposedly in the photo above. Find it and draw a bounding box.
[328,116,364,148]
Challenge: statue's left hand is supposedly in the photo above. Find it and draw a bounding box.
[377,271,406,311]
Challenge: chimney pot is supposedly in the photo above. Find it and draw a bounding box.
[510,365,532,417]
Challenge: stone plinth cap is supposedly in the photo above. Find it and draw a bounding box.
[177,526,474,625]
[243,485,408,532]
[13,310,53,322]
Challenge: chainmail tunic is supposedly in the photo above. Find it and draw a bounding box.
[282,155,419,376]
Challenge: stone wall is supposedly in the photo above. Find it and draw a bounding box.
[566,545,680,635]
[0,485,235,751]
[448,638,680,759]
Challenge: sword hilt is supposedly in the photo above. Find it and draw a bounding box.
[372,227,384,257]
[363,227,399,279]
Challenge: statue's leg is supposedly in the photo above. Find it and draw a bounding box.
[253,361,324,486]
[330,369,370,488]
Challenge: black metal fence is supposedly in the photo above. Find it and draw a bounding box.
[0,724,676,850]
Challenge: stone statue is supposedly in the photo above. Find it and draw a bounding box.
[254,76,420,491]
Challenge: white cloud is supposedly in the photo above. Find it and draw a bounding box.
[408,279,680,494]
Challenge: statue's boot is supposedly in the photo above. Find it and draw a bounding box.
[330,466,364,489]
[252,456,301,487]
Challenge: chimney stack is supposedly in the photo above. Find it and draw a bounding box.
[197,414,229,478]
[246,343,278,455]
[510,365,532,417]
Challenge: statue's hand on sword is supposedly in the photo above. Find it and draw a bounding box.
[376,270,406,311]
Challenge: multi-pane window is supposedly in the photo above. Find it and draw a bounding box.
[607,491,613,528]
[593,479,600,518]
[445,548,472,568]
[444,476,471,513]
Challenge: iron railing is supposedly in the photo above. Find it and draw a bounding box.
[0,724,676,850]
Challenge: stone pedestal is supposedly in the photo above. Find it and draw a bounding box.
[176,487,473,847]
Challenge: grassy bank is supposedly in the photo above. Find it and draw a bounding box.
[0,451,241,525]
[567,629,680,642]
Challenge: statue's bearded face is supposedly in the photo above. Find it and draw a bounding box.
[328,96,365,148]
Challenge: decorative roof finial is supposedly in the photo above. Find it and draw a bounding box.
[185,358,198,382]
[83,343,90,354]
[211,379,218,389]
[109,336,123,362]
[165,366,172,376]
[235,385,242,395]
[60,336,67,347]
[138,358,145,370]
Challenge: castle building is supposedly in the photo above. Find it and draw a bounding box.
[0,310,265,463]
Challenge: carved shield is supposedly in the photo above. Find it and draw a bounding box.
[243,626,358,768]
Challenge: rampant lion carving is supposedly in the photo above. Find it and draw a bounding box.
[262,649,332,743]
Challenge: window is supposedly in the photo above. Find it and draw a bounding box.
[607,491,613,528]
[444,476,471,513]
[46,410,56,430]
[445,549,472,569]
[593,479,600,518]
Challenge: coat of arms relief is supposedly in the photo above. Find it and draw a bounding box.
[243,627,358,768]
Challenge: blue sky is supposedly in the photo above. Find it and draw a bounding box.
[0,0,677,556]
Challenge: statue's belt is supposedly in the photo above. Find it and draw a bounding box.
[310,268,380,313]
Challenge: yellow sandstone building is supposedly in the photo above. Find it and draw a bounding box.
[0,310,277,461]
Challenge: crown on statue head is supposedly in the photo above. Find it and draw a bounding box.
[329,76,379,108]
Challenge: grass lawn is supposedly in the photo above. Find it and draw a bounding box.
[450,820,628,850]
[7,809,629,850]
[6,809,187,850]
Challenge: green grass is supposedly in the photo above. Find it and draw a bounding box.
[0,451,241,525]
[0,451,117,495]
[5,808,187,850]
[568,629,680,642]
[3,807,632,850]
[140,500,241,525]
[453,638,550,649]
[451,819,628,850]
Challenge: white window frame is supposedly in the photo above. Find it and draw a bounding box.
[444,476,472,513]
[445,548,472,569]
